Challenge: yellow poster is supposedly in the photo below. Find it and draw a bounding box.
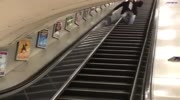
[16,38,31,60]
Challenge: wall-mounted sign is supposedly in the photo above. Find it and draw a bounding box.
[90,7,96,16]
[65,16,74,31]
[52,22,62,39]
[100,5,105,10]
[83,9,89,21]
[95,6,101,13]
[0,51,7,76]
[75,11,83,25]
[37,29,48,48]
[105,3,110,7]
[16,38,31,60]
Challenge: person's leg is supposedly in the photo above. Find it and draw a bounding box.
[129,12,136,24]
[121,12,128,22]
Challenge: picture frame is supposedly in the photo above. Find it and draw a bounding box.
[36,29,49,48]
[100,5,104,10]
[0,51,7,76]
[83,9,89,21]
[105,3,110,7]
[52,22,62,39]
[16,38,31,60]
[90,7,96,16]
[95,6,101,13]
[65,16,74,31]
[75,11,82,25]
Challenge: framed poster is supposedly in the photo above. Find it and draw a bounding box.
[65,16,74,31]
[0,51,7,76]
[95,6,101,13]
[75,11,82,25]
[83,9,89,21]
[52,22,62,39]
[90,7,96,16]
[100,5,104,10]
[37,29,48,48]
[16,38,31,60]
[105,3,110,7]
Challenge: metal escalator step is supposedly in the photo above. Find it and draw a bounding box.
[62,88,130,99]
[93,53,139,59]
[59,96,119,100]
[100,45,141,50]
[97,49,140,54]
[90,58,138,64]
[102,42,142,46]
[81,68,135,76]
[107,36,143,40]
[115,25,146,29]
[68,81,131,93]
[116,25,145,28]
[109,33,144,37]
[76,74,134,84]
[113,28,145,31]
[86,63,137,70]
[118,23,146,26]
[105,39,143,43]
[110,31,144,34]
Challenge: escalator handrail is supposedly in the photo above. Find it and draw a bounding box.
[143,1,159,99]
[129,0,158,99]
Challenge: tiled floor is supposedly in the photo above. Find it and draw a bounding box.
[152,0,180,100]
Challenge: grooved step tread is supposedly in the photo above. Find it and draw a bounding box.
[65,88,130,94]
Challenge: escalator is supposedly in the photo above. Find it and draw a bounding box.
[54,0,156,100]
[1,0,157,99]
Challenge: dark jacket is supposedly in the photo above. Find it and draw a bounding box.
[114,1,143,15]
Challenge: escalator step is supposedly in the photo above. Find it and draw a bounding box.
[86,63,137,70]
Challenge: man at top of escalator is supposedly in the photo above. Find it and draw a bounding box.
[113,0,143,24]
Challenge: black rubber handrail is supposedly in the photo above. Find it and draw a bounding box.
[129,0,157,99]
[142,2,159,99]
[0,2,120,98]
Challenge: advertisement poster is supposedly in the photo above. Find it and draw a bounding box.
[52,22,62,39]
[83,9,89,21]
[65,16,74,31]
[101,5,105,10]
[37,29,48,48]
[75,11,82,25]
[95,7,101,13]
[0,51,7,76]
[90,7,96,16]
[105,4,110,7]
[16,38,31,60]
